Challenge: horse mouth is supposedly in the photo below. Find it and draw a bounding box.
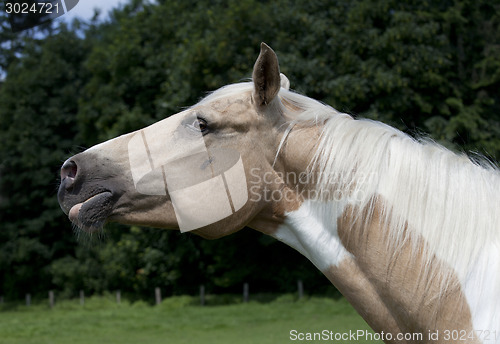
[68,191,114,232]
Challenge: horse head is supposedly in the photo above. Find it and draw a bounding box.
[58,43,309,239]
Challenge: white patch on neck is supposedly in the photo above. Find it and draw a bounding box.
[272,199,353,271]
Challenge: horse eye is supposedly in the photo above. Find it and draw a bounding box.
[190,117,208,133]
[192,117,208,132]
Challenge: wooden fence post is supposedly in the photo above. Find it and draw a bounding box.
[297,280,304,300]
[26,294,31,307]
[155,287,162,305]
[243,283,249,303]
[80,290,85,306]
[200,285,205,306]
[48,290,54,309]
[116,290,121,304]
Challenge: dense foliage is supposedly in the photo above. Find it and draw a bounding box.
[0,0,498,301]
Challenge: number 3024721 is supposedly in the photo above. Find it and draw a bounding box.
[5,2,60,14]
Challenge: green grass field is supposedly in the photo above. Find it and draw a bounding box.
[0,295,382,344]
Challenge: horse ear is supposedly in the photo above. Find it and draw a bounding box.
[252,43,281,107]
[280,73,290,90]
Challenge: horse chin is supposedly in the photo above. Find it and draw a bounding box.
[190,223,243,240]
[68,191,114,233]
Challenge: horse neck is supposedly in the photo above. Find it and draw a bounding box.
[266,122,494,342]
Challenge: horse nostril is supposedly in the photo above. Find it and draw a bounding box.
[61,160,78,188]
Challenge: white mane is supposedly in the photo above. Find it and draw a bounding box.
[281,84,499,272]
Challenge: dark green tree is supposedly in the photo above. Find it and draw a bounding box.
[0,23,89,298]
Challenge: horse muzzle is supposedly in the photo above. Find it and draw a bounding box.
[58,154,119,232]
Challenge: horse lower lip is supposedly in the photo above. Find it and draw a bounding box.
[68,192,113,225]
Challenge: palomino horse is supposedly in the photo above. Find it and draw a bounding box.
[58,43,500,343]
